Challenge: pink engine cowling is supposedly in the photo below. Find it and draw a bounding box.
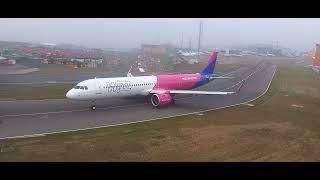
[150,93,173,107]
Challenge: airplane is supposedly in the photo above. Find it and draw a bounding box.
[66,52,242,110]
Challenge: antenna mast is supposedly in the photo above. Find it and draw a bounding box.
[180,33,184,49]
[197,21,203,62]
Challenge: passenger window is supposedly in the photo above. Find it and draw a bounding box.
[85,86,88,90]
[74,86,80,89]
[80,86,84,90]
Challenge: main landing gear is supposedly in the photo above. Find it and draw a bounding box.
[171,99,176,105]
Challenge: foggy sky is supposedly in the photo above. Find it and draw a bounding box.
[0,18,319,51]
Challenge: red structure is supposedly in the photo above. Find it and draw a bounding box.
[12,47,103,59]
[315,44,320,67]
[308,51,315,60]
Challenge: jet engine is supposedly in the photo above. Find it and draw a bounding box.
[150,93,173,107]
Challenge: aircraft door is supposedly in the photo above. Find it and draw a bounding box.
[95,81,105,99]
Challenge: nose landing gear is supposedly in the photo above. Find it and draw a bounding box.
[90,100,96,111]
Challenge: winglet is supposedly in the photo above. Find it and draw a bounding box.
[127,65,134,77]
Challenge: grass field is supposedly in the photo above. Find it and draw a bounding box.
[0,84,73,100]
[31,63,240,75]
[30,65,124,74]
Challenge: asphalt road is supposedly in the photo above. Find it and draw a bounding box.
[0,61,277,139]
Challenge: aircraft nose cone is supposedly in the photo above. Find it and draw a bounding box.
[66,90,73,99]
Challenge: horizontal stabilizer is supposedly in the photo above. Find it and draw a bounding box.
[209,76,234,80]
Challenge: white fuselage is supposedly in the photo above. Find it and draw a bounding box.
[66,76,157,100]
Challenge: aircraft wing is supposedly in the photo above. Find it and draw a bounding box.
[149,90,235,95]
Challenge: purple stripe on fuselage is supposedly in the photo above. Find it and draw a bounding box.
[193,74,210,89]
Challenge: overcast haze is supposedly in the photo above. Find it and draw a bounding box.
[0,18,320,51]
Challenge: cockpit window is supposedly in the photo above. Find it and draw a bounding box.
[74,85,88,90]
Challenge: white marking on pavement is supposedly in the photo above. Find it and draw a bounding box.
[291,104,304,108]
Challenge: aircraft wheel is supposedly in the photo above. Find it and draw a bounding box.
[171,99,175,104]
[91,105,96,111]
